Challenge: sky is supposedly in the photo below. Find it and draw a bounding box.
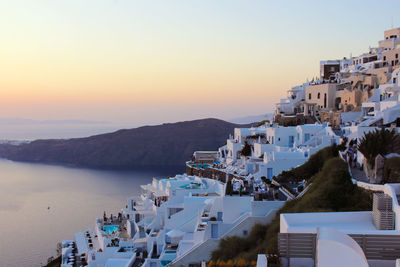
[0,0,400,127]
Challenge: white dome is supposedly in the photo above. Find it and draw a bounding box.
[317,227,369,267]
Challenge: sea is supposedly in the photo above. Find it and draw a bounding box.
[0,159,183,267]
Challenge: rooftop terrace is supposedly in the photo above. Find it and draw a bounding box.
[281,211,400,235]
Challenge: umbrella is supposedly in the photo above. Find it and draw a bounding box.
[166,229,185,239]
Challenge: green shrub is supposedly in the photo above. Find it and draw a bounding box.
[246,133,266,140]
[278,144,340,183]
[256,120,270,127]
[240,141,252,157]
[358,128,400,168]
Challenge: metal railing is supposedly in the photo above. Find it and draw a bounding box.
[278,232,400,260]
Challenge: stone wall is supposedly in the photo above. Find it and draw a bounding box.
[186,164,245,182]
[320,111,341,128]
[363,154,385,184]
[274,114,316,126]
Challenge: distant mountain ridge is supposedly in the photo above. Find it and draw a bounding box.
[0,118,251,169]
[227,113,273,124]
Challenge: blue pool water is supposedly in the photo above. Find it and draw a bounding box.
[103,225,119,234]
[189,163,211,169]
[179,182,203,189]
[161,251,177,267]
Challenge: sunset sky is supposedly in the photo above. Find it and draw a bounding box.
[1,0,400,126]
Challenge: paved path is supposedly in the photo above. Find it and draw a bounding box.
[132,259,143,267]
[349,164,368,182]
[340,151,368,182]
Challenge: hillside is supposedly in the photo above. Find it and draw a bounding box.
[0,118,251,169]
[211,145,372,263]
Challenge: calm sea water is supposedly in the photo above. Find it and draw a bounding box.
[0,159,183,267]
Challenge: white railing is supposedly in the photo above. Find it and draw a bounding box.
[168,213,249,266]
[169,210,280,266]
[168,239,219,266]
[297,183,312,198]
[220,213,254,239]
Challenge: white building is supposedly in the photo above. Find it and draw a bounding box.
[276,183,400,267]
[340,68,400,162]
[62,174,285,267]
[275,83,308,116]
[361,68,400,122]
[222,127,267,164]
[218,123,340,181]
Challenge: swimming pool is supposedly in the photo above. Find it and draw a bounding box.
[189,163,211,169]
[103,225,119,235]
[179,182,203,189]
[161,251,177,267]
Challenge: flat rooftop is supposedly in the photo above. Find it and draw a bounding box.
[281,211,399,235]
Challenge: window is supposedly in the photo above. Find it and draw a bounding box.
[211,224,218,238]
[243,230,248,236]
[135,213,141,223]
[383,56,386,61]
[289,136,294,147]
[267,168,273,179]
[309,93,311,100]
[396,54,398,59]
[305,133,310,142]
[317,92,320,99]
